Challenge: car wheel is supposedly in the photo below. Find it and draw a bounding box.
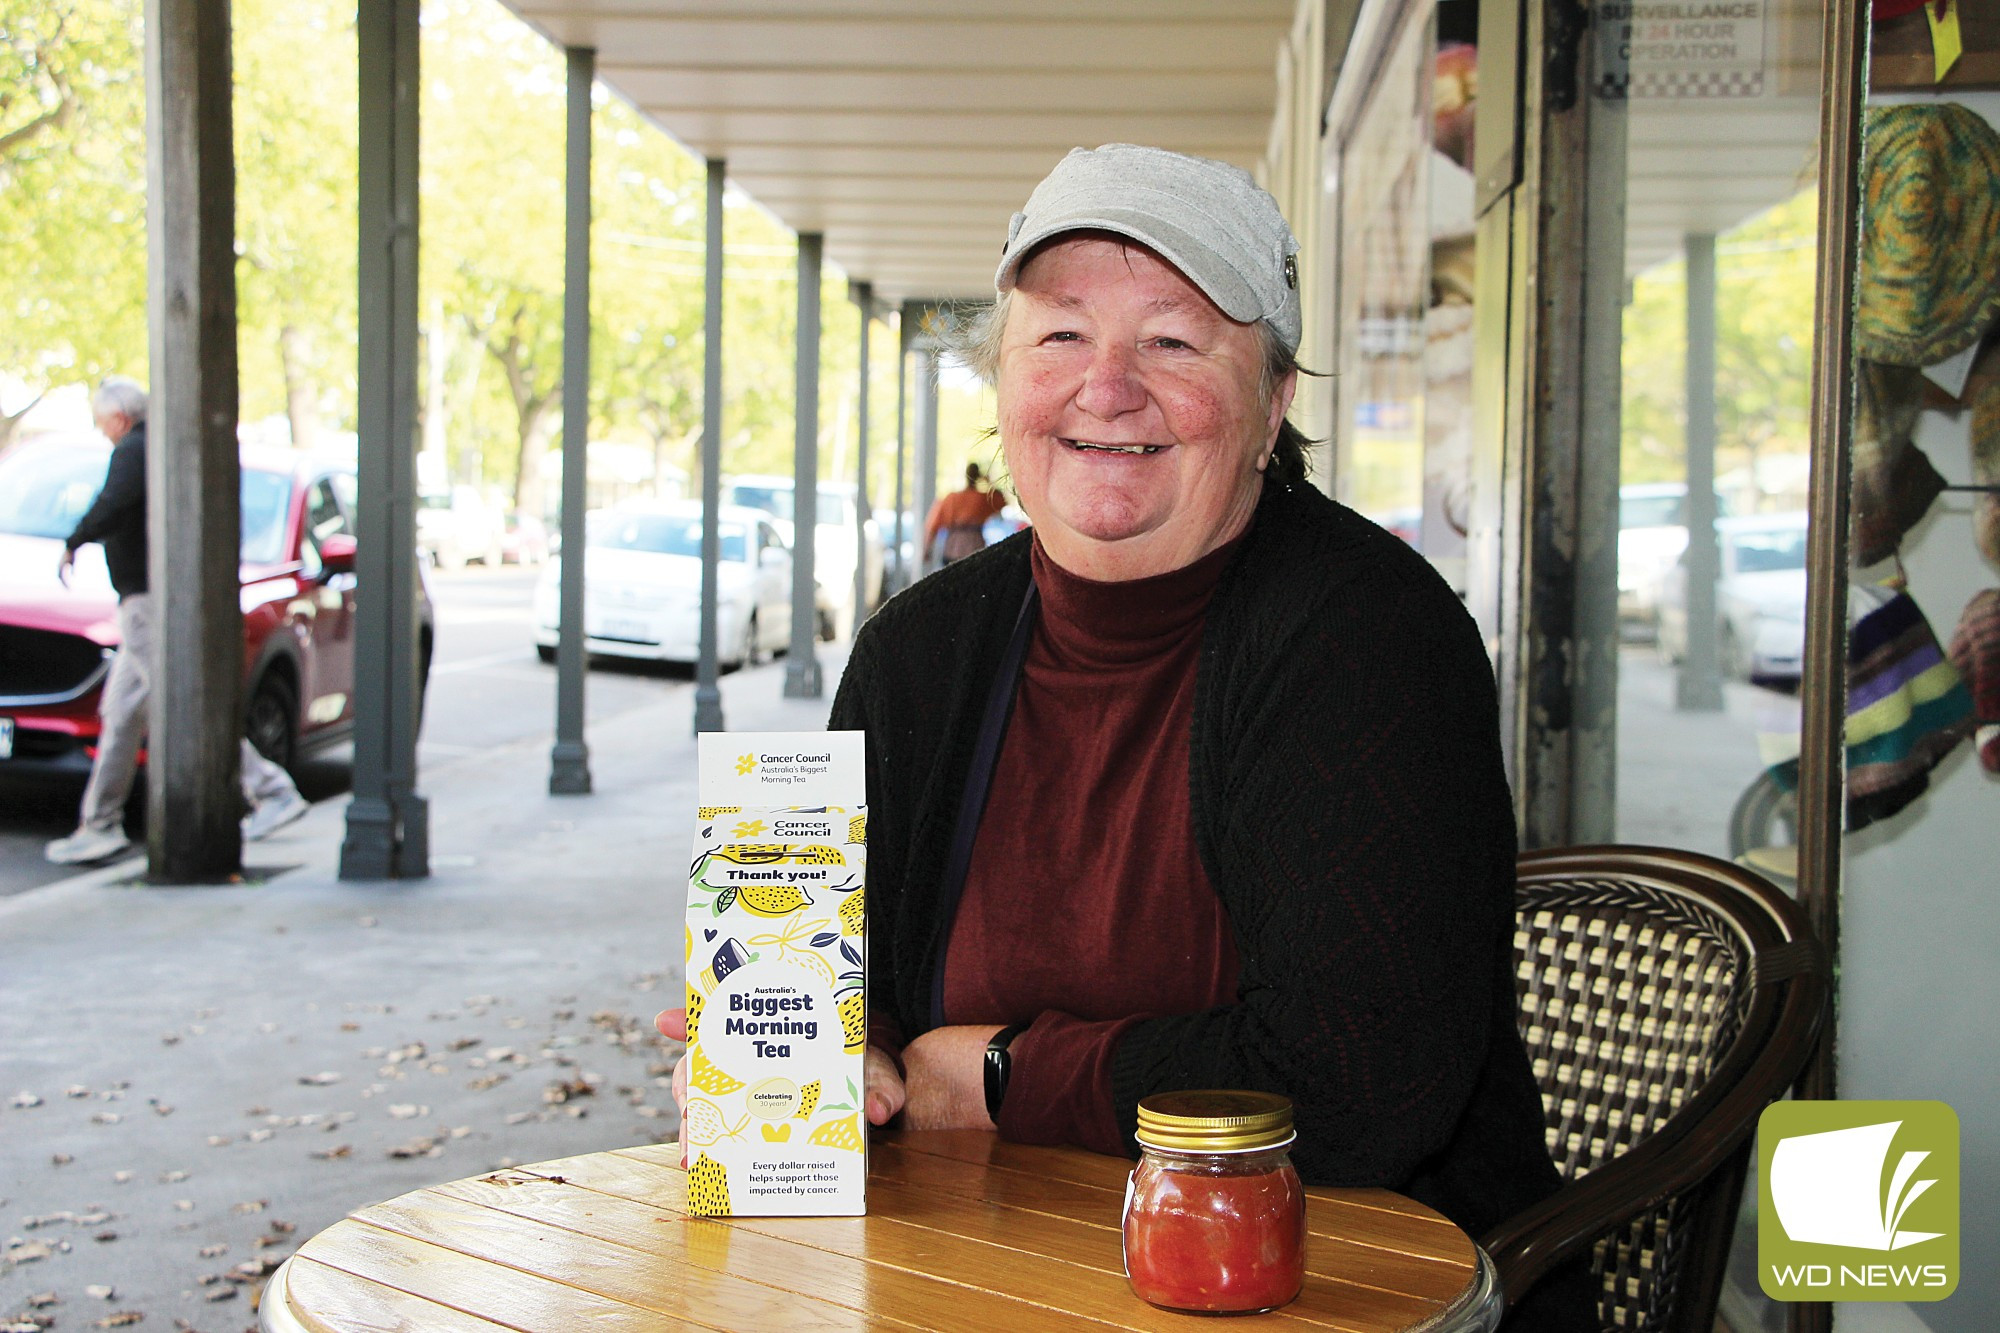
[535,643,556,664]
[246,671,298,774]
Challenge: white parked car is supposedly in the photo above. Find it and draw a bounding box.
[1655,512,1809,689]
[532,502,799,668]
[1618,482,1733,635]
[723,476,885,637]
[416,484,506,570]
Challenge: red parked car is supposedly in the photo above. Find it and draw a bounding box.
[0,436,433,782]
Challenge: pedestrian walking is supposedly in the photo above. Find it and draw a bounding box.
[44,378,311,866]
[921,462,1008,569]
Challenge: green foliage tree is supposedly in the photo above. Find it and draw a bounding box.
[5,0,871,514]
[1622,190,1818,506]
[234,0,358,447]
[0,0,146,444]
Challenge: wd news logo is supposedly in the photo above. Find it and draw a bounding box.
[1758,1101,1959,1301]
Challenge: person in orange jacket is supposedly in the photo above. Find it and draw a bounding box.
[921,462,1009,568]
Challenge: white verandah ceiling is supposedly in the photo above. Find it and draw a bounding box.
[498,0,1299,306]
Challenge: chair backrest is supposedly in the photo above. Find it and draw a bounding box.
[1500,846,1826,1333]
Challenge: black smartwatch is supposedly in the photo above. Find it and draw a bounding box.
[983,1023,1030,1121]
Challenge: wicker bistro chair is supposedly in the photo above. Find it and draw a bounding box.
[1483,846,1827,1332]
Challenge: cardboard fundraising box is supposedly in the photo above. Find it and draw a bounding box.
[683,731,867,1216]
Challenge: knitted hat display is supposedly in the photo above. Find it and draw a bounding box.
[1947,588,2000,772]
[1845,586,1975,831]
[1856,103,2000,368]
[1852,360,1945,566]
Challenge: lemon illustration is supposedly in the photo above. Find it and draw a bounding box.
[682,1097,727,1146]
[696,805,741,821]
[847,814,867,845]
[795,1080,821,1119]
[838,891,864,938]
[807,1113,863,1152]
[687,1153,732,1215]
[790,844,846,866]
[736,882,812,918]
[685,984,704,1041]
[837,991,865,1053]
[688,1047,743,1095]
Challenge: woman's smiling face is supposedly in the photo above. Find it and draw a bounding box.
[996,235,1296,582]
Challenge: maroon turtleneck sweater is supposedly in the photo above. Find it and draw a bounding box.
[943,533,1243,1154]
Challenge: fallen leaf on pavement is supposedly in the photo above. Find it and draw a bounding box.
[159,1171,188,1183]
[4,1241,53,1266]
[296,1072,341,1086]
[26,1295,56,1309]
[202,1287,237,1303]
[358,916,378,927]
[231,1200,267,1215]
[465,1074,507,1091]
[311,1145,351,1161]
[234,1256,281,1278]
[543,1078,596,1104]
[50,1155,71,1167]
[150,1102,173,1117]
[84,1285,114,1299]
[94,1230,117,1242]
[386,1137,439,1159]
[387,1104,427,1120]
[267,1220,296,1235]
[94,1314,143,1327]
[160,1034,181,1046]
[199,1244,227,1257]
[174,1200,193,1212]
[448,1036,481,1052]
[66,1086,89,1099]
[8,1093,41,1109]
[205,1136,230,1148]
[91,1113,121,1125]
[113,1170,133,1183]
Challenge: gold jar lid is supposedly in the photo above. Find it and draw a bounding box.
[1135,1090,1296,1154]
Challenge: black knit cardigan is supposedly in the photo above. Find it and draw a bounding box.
[829,478,1561,1238]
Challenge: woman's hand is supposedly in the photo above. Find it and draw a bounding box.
[898,1024,1003,1131]
[654,1008,911,1164]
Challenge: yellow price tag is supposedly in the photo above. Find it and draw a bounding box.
[1928,0,1964,82]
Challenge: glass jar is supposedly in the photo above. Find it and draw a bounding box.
[1122,1090,1306,1315]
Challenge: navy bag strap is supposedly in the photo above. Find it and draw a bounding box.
[928,579,1040,1029]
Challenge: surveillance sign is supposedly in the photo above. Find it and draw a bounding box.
[1598,1,1769,100]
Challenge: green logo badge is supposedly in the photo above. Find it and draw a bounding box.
[1758,1100,1958,1302]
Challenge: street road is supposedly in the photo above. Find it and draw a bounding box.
[0,565,697,897]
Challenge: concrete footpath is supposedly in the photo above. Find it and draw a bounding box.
[0,649,846,1331]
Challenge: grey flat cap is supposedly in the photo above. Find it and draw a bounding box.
[995,144,1302,352]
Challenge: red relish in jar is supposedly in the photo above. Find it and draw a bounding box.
[1122,1090,1306,1315]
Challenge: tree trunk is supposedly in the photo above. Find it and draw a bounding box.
[421,307,450,473]
[514,399,557,520]
[279,324,317,451]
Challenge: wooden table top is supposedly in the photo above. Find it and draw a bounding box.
[263,1129,1496,1332]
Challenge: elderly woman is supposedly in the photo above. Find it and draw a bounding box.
[665,144,1590,1328]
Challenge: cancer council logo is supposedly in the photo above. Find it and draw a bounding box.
[1758,1101,1958,1301]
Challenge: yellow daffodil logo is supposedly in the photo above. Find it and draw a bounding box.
[735,753,757,776]
[731,819,766,838]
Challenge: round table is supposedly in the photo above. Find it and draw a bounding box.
[263,1129,1503,1331]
